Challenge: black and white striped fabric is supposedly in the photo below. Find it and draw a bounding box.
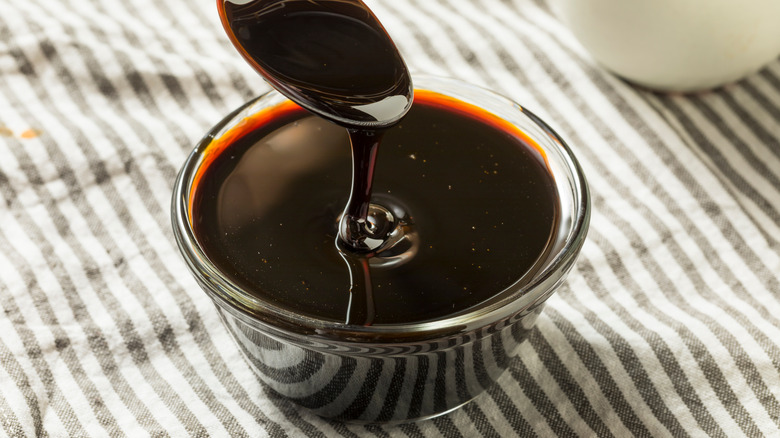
[2,0,779,436]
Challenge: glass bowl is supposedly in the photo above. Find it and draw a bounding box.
[171,75,590,423]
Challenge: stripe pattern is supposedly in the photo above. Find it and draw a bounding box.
[1,0,779,436]
[216,296,543,424]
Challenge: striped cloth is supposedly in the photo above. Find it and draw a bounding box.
[1,0,779,436]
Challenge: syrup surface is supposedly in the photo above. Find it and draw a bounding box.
[192,91,559,324]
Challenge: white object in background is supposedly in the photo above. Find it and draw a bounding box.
[555,0,780,92]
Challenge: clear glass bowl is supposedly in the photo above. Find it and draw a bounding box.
[171,75,590,423]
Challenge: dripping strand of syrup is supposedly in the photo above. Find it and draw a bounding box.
[218,0,415,326]
[340,128,385,252]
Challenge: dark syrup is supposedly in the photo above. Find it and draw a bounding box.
[191,91,560,325]
[214,0,557,326]
[219,0,414,256]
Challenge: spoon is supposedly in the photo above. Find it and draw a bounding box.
[218,0,413,128]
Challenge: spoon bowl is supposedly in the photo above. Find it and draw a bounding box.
[218,0,413,128]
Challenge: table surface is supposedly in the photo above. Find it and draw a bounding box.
[2,0,779,436]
